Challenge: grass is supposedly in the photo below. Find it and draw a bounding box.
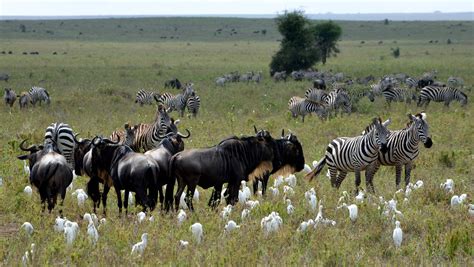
[0,18,473,265]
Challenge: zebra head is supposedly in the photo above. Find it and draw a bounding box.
[372,117,390,154]
[408,113,433,148]
[458,91,468,106]
[367,91,375,102]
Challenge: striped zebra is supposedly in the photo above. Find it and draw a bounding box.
[121,105,179,152]
[158,84,194,117]
[44,122,75,168]
[348,89,375,104]
[135,89,157,106]
[447,76,464,89]
[382,86,417,105]
[110,123,140,151]
[305,88,328,105]
[288,96,327,122]
[305,118,390,192]
[325,89,352,116]
[186,93,201,117]
[405,77,418,89]
[364,113,432,192]
[29,86,50,106]
[417,86,468,107]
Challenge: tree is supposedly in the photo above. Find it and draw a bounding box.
[269,11,319,74]
[384,18,389,25]
[312,21,342,65]
[391,47,400,58]
[19,24,26,33]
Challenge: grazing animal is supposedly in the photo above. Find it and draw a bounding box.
[131,233,148,256]
[313,79,326,90]
[21,222,34,236]
[44,122,76,168]
[215,77,226,86]
[305,118,390,192]
[158,84,194,117]
[186,93,200,117]
[164,78,182,89]
[447,76,464,89]
[144,130,190,207]
[272,71,287,82]
[405,77,418,89]
[325,89,352,116]
[253,130,305,196]
[417,86,468,107]
[19,92,32,109]
[17,140,73,213]
[165,128,279,211]
[135,89,157,106]
[110,123,140,151]
[288,96,328,122]
[364,113,433,191]
[91,136,160,213]
[0,73,10,82]
[3,88,17,108]
[305,88,329,105]
[29,86,50,106]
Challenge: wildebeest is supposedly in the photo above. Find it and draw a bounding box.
[313,79,326,90]
[91,136,160,214]
[272,71,287,82]
[164,78,182,90]
[165,128,279,211]
[19,92,32,109]
[4,88,17,108]
[144,130,190,208]
[253,129,305,195]
[17,139,73,213]
[0,73,9,82]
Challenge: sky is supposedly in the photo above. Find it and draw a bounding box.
[0,0,472,16]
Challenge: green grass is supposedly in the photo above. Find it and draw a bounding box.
[0,18,473,265]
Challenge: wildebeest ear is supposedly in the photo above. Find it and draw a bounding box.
[174,119,180,125]
[254,125,258,134]
[17,155,28,160]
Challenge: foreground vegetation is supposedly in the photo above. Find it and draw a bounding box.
[0,18,473,265]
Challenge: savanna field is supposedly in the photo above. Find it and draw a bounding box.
[0,18,473,265]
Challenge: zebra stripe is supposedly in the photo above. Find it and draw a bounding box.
[382,86,416,104]
[418,86,468,107]
[304,88,328,105]
[44,122,75,168]
[158,84,194,117]
[29,86,50,106]
[405,77,418,89]
[135,89,157,106]
[288,96,327,122]
[363,114,432,191]
[186,94,200,117]
[306,118,390,191]
[325,89,351,115]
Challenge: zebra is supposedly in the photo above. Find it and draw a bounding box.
[110,123,140,151]
[44,122,76,168]
[405,77,418,89]
[348,89,375,104]
[252,71,262,83]
[305,118,390,192]
[447,76,464,89]
[29,86,50,106]
[4,88,17,108]
[382,86,417,105]
[215,77,226,87]
[325,89,352,116]
[273,71,287,82]
[158,84,194,117]
[305,88,328,105]
[288,96,327,122]
[186,93,200,117]
[417,86,468,107]
[19,92,32,109]
[135,89,157,106]
[363,113,432,192]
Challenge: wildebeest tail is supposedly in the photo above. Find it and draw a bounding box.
[304,157,326,182]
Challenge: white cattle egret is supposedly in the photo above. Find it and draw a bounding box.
[54,217,66,232]
[303,164,312,174]
[148,216,154,222]
[309,194,317,211]
[440,179,454,194]
[260,212,283,236]
[87,220,99,245]
[468,204,474,217]
[355,190,365,203]
[193,189,200,202]
[23,186,32,197]
[286,199,295,215]
[137,212,146,223]
[245,200,259,210]
[304,188,316,201]
[128,192,134,207]
[284,174,297,188]
[238,181,251,204]
[297,221,310,232]
[177,209,187,226]
[190,223,203,244]
[269,186,279,197]
[131,233,148,256]
[338,191,350,205]
[72,170,78,180]
[224,220,240,234]
[338,203,358,222]
[413,180,424,189]
[21,251,29,266]
[179,240,189,248]
[273,176,284,187]
[221,204,232,220]
[0,177,2,187]
[405,186,412,198]
[64,221,79,246]
[451,194,467,207]
[23,161,30,176]
[241,208,250,220]
[179,192,188,209]
[73,189,88,206]
[100,218,106,225]
[393,221,403,248]
[312,160,319,168]
[283,185,294,197]
[21,222,34,236]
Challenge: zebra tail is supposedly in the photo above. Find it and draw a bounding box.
[164,155,177,212]
[304,157,326,182]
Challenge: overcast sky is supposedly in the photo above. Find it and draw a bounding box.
[1,0,472,16]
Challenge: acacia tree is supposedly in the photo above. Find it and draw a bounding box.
[269,11,319,75]
[312,21,342,65]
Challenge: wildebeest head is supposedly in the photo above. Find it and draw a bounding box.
[73,134,91,176]
[17,139,46,170]
[253,126,281,175]
[158,129,191,154]
[90,136,124,175]
[274,129,305,175]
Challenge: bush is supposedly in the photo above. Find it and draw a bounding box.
[391,47,400,58]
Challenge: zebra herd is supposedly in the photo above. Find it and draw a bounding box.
[3,86,50,110]
[215,71,262,86]
[134,83,201,117]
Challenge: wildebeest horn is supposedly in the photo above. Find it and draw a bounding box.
[73,133,80,143]
[91,136,101,146]
[178,129,191,138]
[254,125,258,134]
[19,139,37,151]
[103,137,120,144]
[281,129,285,138]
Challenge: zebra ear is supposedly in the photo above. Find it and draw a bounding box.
[407,113,415,121]
[382,119,391,127]
[420,112,427,120]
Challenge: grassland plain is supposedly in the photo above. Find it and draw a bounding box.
[0,17,473,265]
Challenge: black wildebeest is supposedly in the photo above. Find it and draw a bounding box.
[91,136,160,214]
[164,78,182,90]
[0,73,9,82]
[17,140,73,213]
[253,129,305,195]
[144,130,190,208]
[165,128,279,211]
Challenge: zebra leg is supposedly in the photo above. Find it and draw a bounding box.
[334,171,347,189]
[395,165,403,189]
[404,162,413,187]
[365,163,380,194]
[354,170,361,194]
[329,168,338,187]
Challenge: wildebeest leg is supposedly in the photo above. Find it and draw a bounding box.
[395,165,403,190]
[174,182,186,211]
[102,184,110,215]
[114,187,123,214]
[158,186,164,209]
[212,184,223,209]
[185,184,196,212]
[252,179,259,195]
[262,173,270,196]
[124,190,129,215]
